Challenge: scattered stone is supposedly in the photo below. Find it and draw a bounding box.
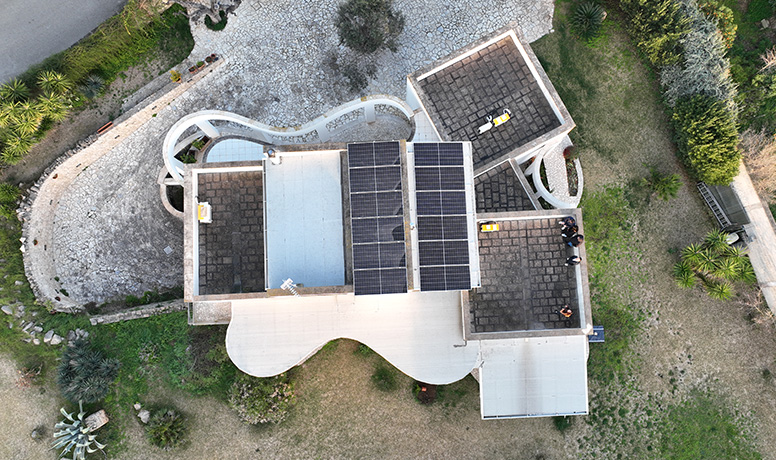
[22,322,32,332]
[8,322,12,329]
[30,427,45,441]
[67,330,76,341]
[17,305,25,315]
[32,338,40,345]
[50,334,63,346]
[763,19,770,28]
[138,409,150,424]
[133,403,142,411]
[33,325,43,333]
[85,410,109,431]
[1,305,12,315]
[44,330,54,343]
[14,280,23,286]
[22,337,31,343]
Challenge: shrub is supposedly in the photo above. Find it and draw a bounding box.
[672,94,740,185]
[0,79,30,102]
[661,0,736,110]
[78,75,105,100]
[146,406,187,450]
[571,2,607,42]
[204,10,228,31]
[619,0,689,67]
[641,167,682,200]
[371,364,397,391]
[228,372,294,424]
[57,338,120,404]
[553,415,573,433]
[336,0,405,54]
[674,229,755,298]
[698,1,737,49]
[0,183,20,204]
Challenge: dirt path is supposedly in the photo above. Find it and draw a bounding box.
[0,354,61,460]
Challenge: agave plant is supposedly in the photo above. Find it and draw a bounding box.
[572,2,606,42]
[0,102,20,128]
[673,261,696,288]
[52,401,106,460]
[0,78,30,102]
[78,75,104,100]
[38,71,74,96]
[37,92,69,122]
[706,280,733,300]
[703,228,729,253]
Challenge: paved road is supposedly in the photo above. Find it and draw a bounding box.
[732,162,776,315]
[0,0,127,83]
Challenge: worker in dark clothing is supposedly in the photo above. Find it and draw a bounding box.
[558,216,575,231]
[561,225,578,240]
[565,255,581,266]
[567,234,584,247]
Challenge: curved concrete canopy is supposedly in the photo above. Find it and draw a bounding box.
[225,291,480,385]
[162,95,414,183]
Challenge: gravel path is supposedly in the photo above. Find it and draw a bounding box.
[51,0,554,303]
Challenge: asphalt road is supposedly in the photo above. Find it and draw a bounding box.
[0,0,127,83]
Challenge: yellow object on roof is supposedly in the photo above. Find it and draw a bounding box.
[480,222,499,232]
[493,112,511,127]
[198,202,212,223]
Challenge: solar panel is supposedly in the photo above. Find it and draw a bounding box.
[414,143,471,292]
[348,142,408,295]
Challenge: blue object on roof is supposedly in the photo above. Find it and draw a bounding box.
[589,326,605,343]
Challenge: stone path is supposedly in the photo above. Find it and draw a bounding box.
[46,0,554,303]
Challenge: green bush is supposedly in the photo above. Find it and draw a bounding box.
[57,338,120,404]
[204,10,227,31]
[553,415,573,433]
[672,94,740,185]
[641,167,682,200]
[619,0,690,67]
[228,372,294,424]
[698,1,737,49]
[571,2,607,43]
[146,406,187,450]
[371,364,397,391]
[661,1,736,109]
[336,0,405,54]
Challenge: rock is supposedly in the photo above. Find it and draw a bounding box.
[67,330,76,341]
[1,305,11,315]
[763,19,770,28]
[32,338,40,345]
[43,330,54,343]
[138,409,150,424]
[133,403,142,411]
[85,410,109,430]
[50,334,63,346]
[14,281,23,286]
[8,322,12,329]
[33,325,43,333]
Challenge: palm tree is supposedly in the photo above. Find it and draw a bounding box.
[37,71,73,96]
[0,79,30,102]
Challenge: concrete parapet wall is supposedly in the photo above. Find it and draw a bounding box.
[19,60,224,312]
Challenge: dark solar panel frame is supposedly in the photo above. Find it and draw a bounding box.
[348,142,408,295]
[414,143,471,292]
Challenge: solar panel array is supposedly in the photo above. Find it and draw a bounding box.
[348,142,408,295]
[414,143,472,291]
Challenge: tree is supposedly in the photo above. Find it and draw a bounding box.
[619,0,689,67]
[57,339,120,404]
[672,94,740,185]
[336,0,405,54]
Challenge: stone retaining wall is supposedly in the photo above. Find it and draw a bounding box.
[89,299,186,325]
[19,60,225,312]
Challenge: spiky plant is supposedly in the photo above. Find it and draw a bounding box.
[704,228,730,253]
[52,401,106,460]
[0,102,20,128]
[641,167,682,200]
[0,79,30,102]
[2,132,35,163]
[38,71,73,96]
[37,92,69,122]
[706,280,733,300]
[571,2,606,42]
[0,183,20,203]
[681,243,704,266]
[146,407,187,450]
[78,75,104,100]
[58,338,120,404]
[673,261,696,288]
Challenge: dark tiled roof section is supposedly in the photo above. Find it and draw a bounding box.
[475,162,536,213]
[470,218,579,332]
[418,38,561,170]
[197,171,265,295]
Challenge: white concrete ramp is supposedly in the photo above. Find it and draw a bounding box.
[226,291,479,384]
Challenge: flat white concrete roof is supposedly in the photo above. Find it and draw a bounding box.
[225,290,480,384]
[479,335,589,418]
[205,138,264,163]
[264,151,345,289]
